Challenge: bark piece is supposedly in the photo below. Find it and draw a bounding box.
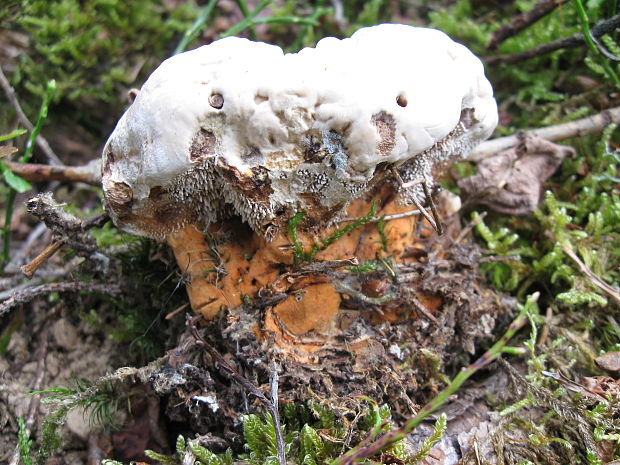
[458,135,575,215]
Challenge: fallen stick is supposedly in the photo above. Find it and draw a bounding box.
[469,105,620,161]
[0,281,121,317]
[487,14,620,64]
[3,159,101,186]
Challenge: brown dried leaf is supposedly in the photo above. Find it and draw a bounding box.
[458,135,575,215]
[595,351,620,372]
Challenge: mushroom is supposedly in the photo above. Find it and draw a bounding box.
[102,24,497,323]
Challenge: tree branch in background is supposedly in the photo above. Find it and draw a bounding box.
[488,0,569,50]
[487,14,620,64]
[470,105,620,160]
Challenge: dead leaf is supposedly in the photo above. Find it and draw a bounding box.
[457,135,575,215]
[595,351,620,372]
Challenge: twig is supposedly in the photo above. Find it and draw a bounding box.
[0,66,61,165]
[337,209,420,224]
[454,211,487,244]
[408,293,440,326]
[333,280,393,306]
[21,240,64,278]
[0,281,121,318]
[269,361,286,465]
[189,320,286,465]
[488,0,569,50]
[561,244,620,305]
[487,14,620,64]
[2,159,102,185]
[469,106,620,160]
[330,293,535,465]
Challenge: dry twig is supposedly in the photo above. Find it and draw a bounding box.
[561,244,620,305]
[488,0,569,50]
[469,106,620,160]
[487,14,620,64]
[0,66,61,165]
[0,281,121,318]
[3,159,102,186]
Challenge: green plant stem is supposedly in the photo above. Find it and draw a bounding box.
[574,0,620,88]
[331,293,537,465]
[219,0,274,38]
[174,0,218,54]
[234,0,256,39]
[252,16,319,26]
[2,80,55,268]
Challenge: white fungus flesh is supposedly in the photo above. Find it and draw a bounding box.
[102,24,498,240]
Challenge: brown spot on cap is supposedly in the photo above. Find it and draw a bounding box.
[396,95,408,107]
[371,112,396,156]
[107,181,133,212]
[209,93,224,109]
[189,128,217,161]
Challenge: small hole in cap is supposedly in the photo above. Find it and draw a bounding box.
[209,93,224,109]
[396,95,408,107]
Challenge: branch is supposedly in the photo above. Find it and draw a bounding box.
[0,66,61,165]
[487,14,620,64]
[3,159,101,186]
[0,281,121,318]
[488,0,569,50]
[469,106,620,160]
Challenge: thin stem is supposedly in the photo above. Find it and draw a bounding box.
[174,0,219,55]
[219,0,274,38]
[574,0,620,88]
[234,0,257,39]
[2,80,55,269]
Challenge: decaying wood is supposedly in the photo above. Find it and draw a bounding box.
[487,14,620,64]
[487,0,569,50]
[470,105,620,160]
[20,240,64,278]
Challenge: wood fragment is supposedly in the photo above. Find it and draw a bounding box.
[21,239,64,278]
[488,0,569,50]
[487,14,620,64]
[469,106,620,160]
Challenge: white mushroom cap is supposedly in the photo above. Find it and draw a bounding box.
[102,24,498,240]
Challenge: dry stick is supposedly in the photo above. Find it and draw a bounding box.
[189,322,286,465]
[0,66,61,165]
[337,209,420,224]
[20,240,64,278]
[560,244,620,305]
[2,159,102,186]
[0,281,121,318]
[469,105,620,160]
[488,0,569,50]
[487,13,620,64]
